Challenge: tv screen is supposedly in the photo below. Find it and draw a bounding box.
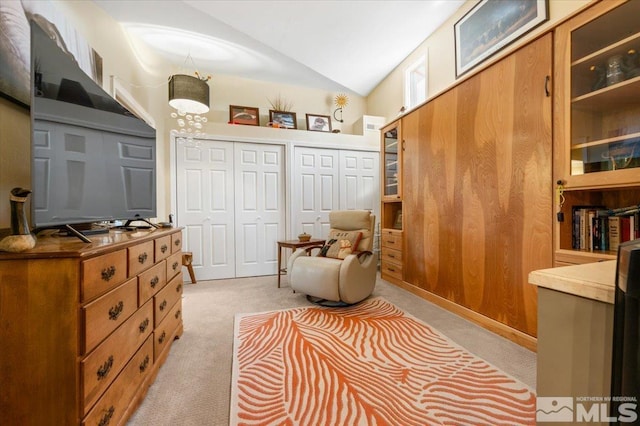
[30,20,156,233]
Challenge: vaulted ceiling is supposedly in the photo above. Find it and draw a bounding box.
[94,0,464,96]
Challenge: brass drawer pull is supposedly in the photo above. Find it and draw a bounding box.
[138,252,148,264]
[388,254,396,259]
[139,355,150,373]
[97,355,114,380]
[158,331,166,344]
[139,318,150,333]
[150,276,159,288]
[175,310,181,319]
[176,283,182,293]
[174,239,181,247]
[172,261,179,271]
[101,266,116,282]
[388,267,396,272]
[108,301,124,321]
[98,406,115,426]
[159,300,167,311]
[161,244,168,253]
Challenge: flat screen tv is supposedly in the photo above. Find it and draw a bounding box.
[30,20,156,239]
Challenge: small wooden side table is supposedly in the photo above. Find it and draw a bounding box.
[277,238,325,288]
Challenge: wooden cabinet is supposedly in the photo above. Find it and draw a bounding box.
[380,120,403,283]
[554,0,640,265]
[381,34,552,345]
[381,120,402,201]
[0,228,184,425]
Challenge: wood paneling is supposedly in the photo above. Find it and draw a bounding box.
[402,34,553,337]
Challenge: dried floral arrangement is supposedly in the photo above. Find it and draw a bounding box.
[268,94,293,112]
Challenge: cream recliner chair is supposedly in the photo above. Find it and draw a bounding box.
[288,210,377,305]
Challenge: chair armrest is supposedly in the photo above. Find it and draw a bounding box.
[303,243,325,255]
[355,250,373,263]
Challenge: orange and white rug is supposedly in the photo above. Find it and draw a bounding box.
[231,297,535,425]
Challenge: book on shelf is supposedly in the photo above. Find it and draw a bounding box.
[592,216,608,251]
[609,216,621,253]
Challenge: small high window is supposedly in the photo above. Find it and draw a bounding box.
[404,54,427,110]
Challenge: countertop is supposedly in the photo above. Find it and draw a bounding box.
[528,260,616,304]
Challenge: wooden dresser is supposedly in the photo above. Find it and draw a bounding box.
[0,227,184,425]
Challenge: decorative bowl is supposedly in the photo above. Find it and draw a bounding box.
[298,233,311,242]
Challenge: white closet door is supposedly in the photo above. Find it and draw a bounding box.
[339,150,380,221]
[291,147,339,239]
[176,140,236,280]
[234,143,285,277]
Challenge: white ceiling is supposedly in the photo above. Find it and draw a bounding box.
[94,0,464,96]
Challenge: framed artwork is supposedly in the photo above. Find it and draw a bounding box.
[1,1,104,109]
[269,110,297,129]
[454,0,548,77]
[229,105,259,126]
[305,114,332,132]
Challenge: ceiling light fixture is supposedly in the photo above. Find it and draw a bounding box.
[168,54,211,146]
[168,73,210,114]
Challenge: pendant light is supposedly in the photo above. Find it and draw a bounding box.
[168,73,210,114]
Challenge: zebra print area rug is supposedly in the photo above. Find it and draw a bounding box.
[230,297,535,425]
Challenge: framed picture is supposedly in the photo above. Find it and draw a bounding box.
[306,114,332,132]
[454,0,548,77]
[269,110,297,129]
[229,105,259,126]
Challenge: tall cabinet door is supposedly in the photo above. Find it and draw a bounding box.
[402,34,552,337]
[176,140,236,280]
[291,147,340,237]
[234,143,285,277]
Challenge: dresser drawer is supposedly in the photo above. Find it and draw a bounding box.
[82,336,154,426]
[381,260,403,281]
[138,261,167,306]
[81,250,128,302]
[155,272,183,327]
[82,277,138,355]
[81,300,153,414]
[155,235,172,262]
[381,247,403,264]
[166,251,182,280]
[128,240,155,277]
[380,231,403,249]
[154,298,182,361]
[171,231,183,253]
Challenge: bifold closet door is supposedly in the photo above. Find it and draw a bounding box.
[176,140,236,280]
[291,147,380,238]
[291,147,340,238]
[176,140,285,280]
[234,143,285,277]
[339,150,380,222]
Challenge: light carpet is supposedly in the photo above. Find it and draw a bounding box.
[231,296,535,425]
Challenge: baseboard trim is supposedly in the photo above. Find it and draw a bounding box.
[387,278,538,352]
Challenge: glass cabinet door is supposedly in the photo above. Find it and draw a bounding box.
[568,0,640,176]
[382,121,401,199]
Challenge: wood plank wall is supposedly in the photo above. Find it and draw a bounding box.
[402,34,553,337]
